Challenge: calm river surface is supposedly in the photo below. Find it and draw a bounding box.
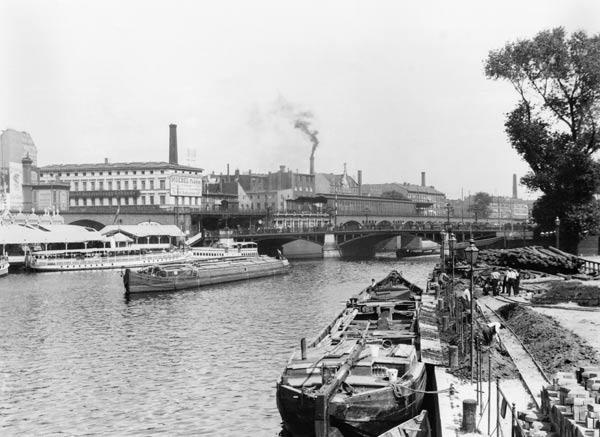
[0,256,437,436]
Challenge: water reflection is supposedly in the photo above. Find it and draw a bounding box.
[0,256,436,436]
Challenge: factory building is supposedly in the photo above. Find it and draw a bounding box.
[38,124,204,209]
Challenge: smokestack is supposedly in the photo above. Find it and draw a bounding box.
[169,124,178,165]
[512,174,518,199]
[421,172,426,187]
[310,156,314,175]
[358,170,362,196]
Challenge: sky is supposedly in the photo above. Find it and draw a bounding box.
[2,0,600,200]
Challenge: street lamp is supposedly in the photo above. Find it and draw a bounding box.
[449,232,457,287]
[554,216,560,250]
[464,238,479,383]
[364,208,370,229]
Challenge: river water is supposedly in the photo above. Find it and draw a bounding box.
[0,255,437,436]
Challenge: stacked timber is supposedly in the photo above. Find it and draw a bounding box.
[476,246,583,275]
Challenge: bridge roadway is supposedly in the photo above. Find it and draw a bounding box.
[215,227,529,259]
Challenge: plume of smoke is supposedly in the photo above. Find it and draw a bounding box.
[294,118,319,158]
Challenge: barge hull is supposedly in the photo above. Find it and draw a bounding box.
[124,259,290,293]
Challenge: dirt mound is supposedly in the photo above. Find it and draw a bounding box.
[437,300,518,381]
[497,303,600,375]
[531,280,600,306]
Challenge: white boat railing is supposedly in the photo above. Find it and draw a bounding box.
[30,251,185,267]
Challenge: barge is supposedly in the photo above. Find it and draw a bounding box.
[276,271,426,437]
[123,254,290,294]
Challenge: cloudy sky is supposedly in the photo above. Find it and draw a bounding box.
[2,0,600,199]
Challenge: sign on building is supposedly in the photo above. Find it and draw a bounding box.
[8,161,23,210]
[169,174,203,197]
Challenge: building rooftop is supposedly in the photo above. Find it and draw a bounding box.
[39,161,204,173]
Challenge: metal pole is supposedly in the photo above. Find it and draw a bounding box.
[496,377,500,436]
[470,259,475,384]
[555,218,560,249]
[488,352,492,435]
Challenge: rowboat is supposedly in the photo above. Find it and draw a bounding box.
[276,270,426,437]
[123,254,290,294]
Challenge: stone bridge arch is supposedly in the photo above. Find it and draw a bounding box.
[337,232,399,258]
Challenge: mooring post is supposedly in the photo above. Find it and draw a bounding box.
[511,402,516,437]
[300,337,307,360]
[462,399,477,432]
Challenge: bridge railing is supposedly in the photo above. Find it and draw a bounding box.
[200,224,516,238]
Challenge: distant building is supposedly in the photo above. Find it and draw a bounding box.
[314,164,361,195]
[38,161,204,209]
[446,195,530,221]
[488,196,530,220]
[1,129,38,168]
[223,165,315,212]
[1,129,40,211]
[362,172,446,216]
[38,124,204,210]
[0,129,69,212]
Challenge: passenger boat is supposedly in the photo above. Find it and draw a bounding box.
[26,247,191,272]
[377,410,431,437]
[26,240,259,272]
[0,255,9,277]
[123,254,290,294]
[276,271,426,437]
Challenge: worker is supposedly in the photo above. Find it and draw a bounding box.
[505,269,516,296]
[490,270,501,296]
[513,270,521,296]
[481,322,503,345]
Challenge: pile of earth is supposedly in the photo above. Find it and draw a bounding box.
[531,280,600,306]
[497,303,600,375]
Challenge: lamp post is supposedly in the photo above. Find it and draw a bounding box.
[447,230,456,307]
[464,238,479,383]
[449,232,456,289]
[364,207,370,229]
[555,216,560,250]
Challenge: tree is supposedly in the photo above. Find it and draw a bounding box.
[485,27,600,252]
[468,192,492,220]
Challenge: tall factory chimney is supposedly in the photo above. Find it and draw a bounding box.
[512,174,518,199]
[357,170,362,195]
[421,172,426,187]
[169,124,178,165]
[309,156,315,175]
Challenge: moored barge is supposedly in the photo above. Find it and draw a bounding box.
[276,271,426,437]
[123,254,290,294]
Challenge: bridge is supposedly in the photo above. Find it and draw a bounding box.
[202,227,533,259]
[60,205,526,235]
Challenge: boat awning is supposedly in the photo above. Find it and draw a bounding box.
[0,224,107,245]
[100,224,184,239]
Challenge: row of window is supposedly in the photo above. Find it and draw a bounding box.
[70,196,201,207]
[71,179,167,191]
[44,169,200,178]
